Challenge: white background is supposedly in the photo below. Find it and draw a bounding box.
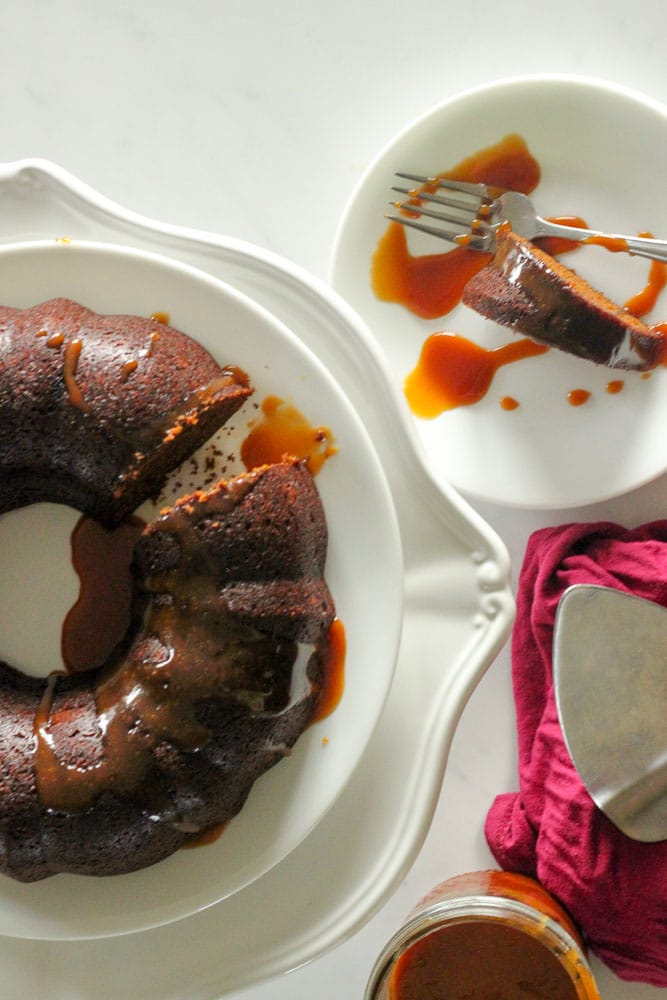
[1,2,666,997]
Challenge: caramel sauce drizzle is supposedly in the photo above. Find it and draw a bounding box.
[120,359,139,381]
[182,616,345,851]
[27,309,344,823]
[624,242,666,319]
[147,329,160,354]
[34,468,344,819]
[33,671,91,814]
[119,329,162,381]
[39,328,74,403]
[63,338,91,412]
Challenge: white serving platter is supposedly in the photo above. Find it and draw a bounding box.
[0,238,403,940]
[331,75,667,508]
[0,159,513,998]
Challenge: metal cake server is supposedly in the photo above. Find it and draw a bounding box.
[553,584,667,842]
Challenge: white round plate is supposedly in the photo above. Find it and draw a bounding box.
[331,76,667,508]
[0,239,403,940]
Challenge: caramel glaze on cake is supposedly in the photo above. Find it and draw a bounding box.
[0,298,252,526]
[0,459,335,881]
[462,229,664,371]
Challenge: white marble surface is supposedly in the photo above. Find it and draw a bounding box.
[1,1,666,997]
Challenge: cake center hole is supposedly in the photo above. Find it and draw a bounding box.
[0,504,141,678]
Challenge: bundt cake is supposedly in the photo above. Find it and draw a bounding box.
[0,459,335,882]
[0,297,337,882]
[462,229,665,371]
[0,297,252,526]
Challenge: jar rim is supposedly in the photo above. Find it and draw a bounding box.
[364,894,598,1000]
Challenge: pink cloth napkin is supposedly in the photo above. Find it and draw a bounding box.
[485,520,667,987]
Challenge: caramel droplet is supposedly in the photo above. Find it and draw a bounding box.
[567,389,591,407]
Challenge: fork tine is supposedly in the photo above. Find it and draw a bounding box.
[395,172,492,202]
[391,185,479,218]
[391,198,476,231]
[388,173,496,251]
[384,212,468,247]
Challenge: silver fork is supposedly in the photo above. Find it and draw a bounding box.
[387,173,667,264]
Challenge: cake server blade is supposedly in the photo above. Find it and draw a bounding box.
[553,584,667,842]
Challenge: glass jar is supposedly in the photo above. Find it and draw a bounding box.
[365,870,601,1000]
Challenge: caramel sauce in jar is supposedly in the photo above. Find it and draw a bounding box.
[365,871,601,1000]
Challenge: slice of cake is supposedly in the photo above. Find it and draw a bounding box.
[462,229,664,371]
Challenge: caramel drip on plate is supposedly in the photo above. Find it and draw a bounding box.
[372,134,540,321]
[404,333,548,418]
[182,820,229,849]
[241,396,337,474]
[567,388,591,407]
[310,618,346,724]
[372,223,489,320]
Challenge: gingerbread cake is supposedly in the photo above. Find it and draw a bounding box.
[0,299,336,882]
[0,297,251,525]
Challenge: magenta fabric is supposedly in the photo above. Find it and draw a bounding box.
[485,520,667,986]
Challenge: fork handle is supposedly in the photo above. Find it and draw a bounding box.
[532,218,667,264]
